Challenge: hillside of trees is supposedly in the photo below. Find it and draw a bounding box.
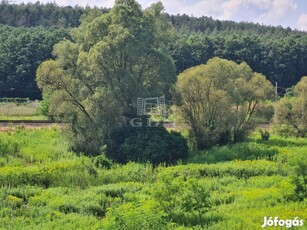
[0,1,109,27]
[170,30,307,89]
[0,25,69,98]
[0,1,307,98]
[168,14,300,34]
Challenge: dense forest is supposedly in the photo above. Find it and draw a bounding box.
[0,1,107,27]
[0,25,69,98]
[0,1,307,98]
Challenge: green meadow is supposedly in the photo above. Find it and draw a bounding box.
[0,127,306,229]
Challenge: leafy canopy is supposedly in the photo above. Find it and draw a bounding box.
[175,57,274,149]
[36,0,176,154]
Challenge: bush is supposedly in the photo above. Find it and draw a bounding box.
[272,124,299,137]
[93,153,112,169]
[102,200,167,230]
[84,203,106,217]
[291,157,307,201]
[0,139,20,158]
[37,96,49,116]
[259,129,270,141]
[189,142,278,164]
[106,126,188,166]
[152,175,212,226]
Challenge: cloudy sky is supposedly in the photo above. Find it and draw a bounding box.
[15,0,307,31]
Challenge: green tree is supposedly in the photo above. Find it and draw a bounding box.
[36,0,176,154]
[175,61,232,149]
[175,57,274,149]
[274,76,307,137]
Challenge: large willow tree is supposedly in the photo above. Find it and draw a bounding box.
[36,0,176,153]
[175,57,274,149]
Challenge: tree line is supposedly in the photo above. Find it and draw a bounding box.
[168,14,301,34]
[0,25,70,98]
[1,1,307,99]
[0,1,108,28]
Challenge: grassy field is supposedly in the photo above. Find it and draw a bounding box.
[0,127,306,229]
[0,102,48,121]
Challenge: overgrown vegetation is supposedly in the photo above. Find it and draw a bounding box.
[0,128,306,229]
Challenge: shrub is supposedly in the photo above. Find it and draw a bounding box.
[84,203,106,217]
[0,140,20,158]
[291,157,307,201]
[37,95,49,116]
[6,195,23,208]
[189,142,278,164]
[102,200,167,230]
[93,153,112,169]
[58,203,80,214]
[272,124,299,137]
[107,126,188,166]
[2,186,43,203]
[94,183,143,198]
[152,175,212,227]
[259,129,270,141]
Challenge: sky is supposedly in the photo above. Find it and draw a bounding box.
[14,0,307,31]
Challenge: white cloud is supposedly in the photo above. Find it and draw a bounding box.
[25,0,115,7]
[220,0,297,23]
[157,0,223,18]
[297,13,307,31]
[221,0,245,20]
[255,0,297,24]
[157,0,298,24]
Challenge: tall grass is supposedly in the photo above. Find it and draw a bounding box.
[0,102,39,117]
[0,128,306,229]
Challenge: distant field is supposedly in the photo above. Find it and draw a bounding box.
[0,115,48,121]
[0,101,48,121]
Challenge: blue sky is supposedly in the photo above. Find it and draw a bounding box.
[15,0,307,31]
